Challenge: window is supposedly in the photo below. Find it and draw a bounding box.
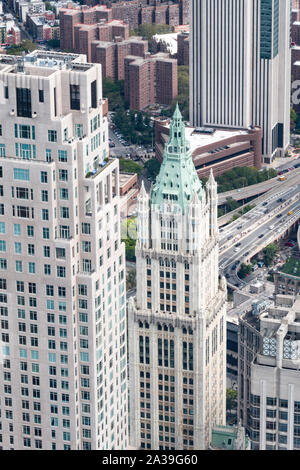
[59,170,68,182]
[41,172,48,183]
[19,125,31,139]
[75,124,83,138]
[43,228,49,239]
[15,242,22,254]
[42,209,49,221]
[16,260,22,272]
[70,84,80,110]
[16,88,31,118]
[58,150,67,162]
[14,168,29,181]
[91,80,97,108]
[44,264,51,275]
[0,240,6,252]
[28,262,35,274]
[59,188,68,200]
[41,190,48,202]
[48,130,57,142]
[46,149,52,162]
[16,187,29,200]
[39,90,44,102]
[17,206,30,218]
[57,267,66,278]
[0,144,5,157]
[56,248,65,259]
[0,222,5,233]
[27,225,34,237]
[60,207,69,219]
[28,244,34,255]
[82,223,90,235]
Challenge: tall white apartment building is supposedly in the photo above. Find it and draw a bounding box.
[190,0,291,163]
[128,106,227,450]
[0,51,128,450]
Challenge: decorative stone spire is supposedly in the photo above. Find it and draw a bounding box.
[150,105,203,213]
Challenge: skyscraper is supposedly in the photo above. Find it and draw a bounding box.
[128,106,227,450]
[190,0,291,163]
[0,51,128,450]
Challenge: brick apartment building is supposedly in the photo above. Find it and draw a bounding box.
[91,36,148,81]
[59,5,113,51]
[63,0,189,31]
[177,30,189,65]
[124,53,178,110]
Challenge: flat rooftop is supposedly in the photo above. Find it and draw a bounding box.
[159,120,252,151]
[0,50,93,75]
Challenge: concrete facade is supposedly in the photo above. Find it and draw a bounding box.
[0,51,128,450]
[190,0,291,164]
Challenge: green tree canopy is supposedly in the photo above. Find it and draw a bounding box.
[144,159,161,179]
[263,244,278,267]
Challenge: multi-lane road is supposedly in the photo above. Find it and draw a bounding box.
[219,183,300,288]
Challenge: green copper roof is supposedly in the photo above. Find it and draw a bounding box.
[151,104,202,213]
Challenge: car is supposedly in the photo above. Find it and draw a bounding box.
[258,234,264,239]
[225,273,230,279]
[277,214,283,218]
[262,202,268,206]
[285,242,294,247]
[235,243,241,247]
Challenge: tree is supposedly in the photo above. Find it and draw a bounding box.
[226,388,237,415]
[144,159,161,179]
[263,244,278,267]
[6,39,38,56]
[291,108,297,131]
[238,263,253,279]
[133,23,173,43]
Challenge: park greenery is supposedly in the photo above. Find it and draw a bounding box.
[119,158,142,174]
[112,109,155,147]
[215,166,278,193]
[6,39,38,55]
[131,23,173,45]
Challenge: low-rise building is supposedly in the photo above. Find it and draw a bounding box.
[155,120,262,179]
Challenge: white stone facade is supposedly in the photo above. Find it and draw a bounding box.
[128,111,227,450]
[0,51,128,450]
